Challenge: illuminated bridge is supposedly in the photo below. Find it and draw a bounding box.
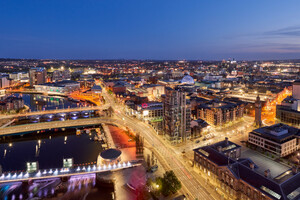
[0,161,138,184]
[0,117,123,136]
[0,105,110,120]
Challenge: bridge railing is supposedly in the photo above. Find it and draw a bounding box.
[0,161,134,183]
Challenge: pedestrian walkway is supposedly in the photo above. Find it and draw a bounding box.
[102,123,116,148]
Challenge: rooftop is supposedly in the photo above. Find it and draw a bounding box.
[100,148,122,160]
[194,139,300,200]
[36,80,79,87]
[251,123,300,142]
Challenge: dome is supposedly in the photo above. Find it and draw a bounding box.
[100,148,122,160]
[181,75,195,85]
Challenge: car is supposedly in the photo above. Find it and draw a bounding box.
[173,195,187,200]
[150,165,158,173]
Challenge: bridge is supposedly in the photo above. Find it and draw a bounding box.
[0,105,110,120]
[0,117,123,136]
[0,161,138,184]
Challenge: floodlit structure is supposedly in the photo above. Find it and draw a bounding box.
[100,148,122,165]
[162,87,191,144]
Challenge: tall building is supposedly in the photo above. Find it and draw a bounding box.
[29,67,47,86]
[255,95,262,127]
[162,87,191,144]
[0,76,10,88]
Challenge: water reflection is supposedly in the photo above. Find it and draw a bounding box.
[13,93,87,111]
[0,127,104,172]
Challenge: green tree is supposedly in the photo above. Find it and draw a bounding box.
[161,170,182,196]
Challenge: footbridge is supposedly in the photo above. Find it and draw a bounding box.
[0,161,139,184]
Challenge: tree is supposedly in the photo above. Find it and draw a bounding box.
[161,171,182,196]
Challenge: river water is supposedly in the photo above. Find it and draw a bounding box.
[11,93,87,111]
[0,93,115,200]
[0,127,103,172]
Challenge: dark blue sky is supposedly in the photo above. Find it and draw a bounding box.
[1,0,300,60]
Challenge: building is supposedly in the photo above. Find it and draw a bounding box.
[248,123,300,157]
[99,148,122,165]
[34,80,80,94]
[194,138,300,200]
[52,69,71,82]
[52,70,62,82]
[255,95,262,128]
[9,72,29,81]
[181,74,195,85]
[91,85,102,94]
[136,102,163,134]
[126,88,148,97]
[197,99,245,127]
[29,67,47,86]
[190,119,209,138]
[162,87,191,144]
[0,76,10,88]
[140,84,165,100]
[111,82,127,94]
[0,96,24,112]
[276,82,300,126]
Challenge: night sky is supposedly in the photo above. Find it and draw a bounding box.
[1,0,300,60]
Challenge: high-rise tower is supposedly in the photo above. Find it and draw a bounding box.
[162,87,191,144]
[255,95,262,127]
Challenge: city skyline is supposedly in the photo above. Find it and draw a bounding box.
[2,0,300,60]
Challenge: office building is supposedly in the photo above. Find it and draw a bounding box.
[29,67,47,86]
[248,123,300,157]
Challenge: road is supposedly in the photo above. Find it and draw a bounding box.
[100,85,217,200]
[0,117,116,135]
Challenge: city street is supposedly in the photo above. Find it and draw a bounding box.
[101,85,218,200]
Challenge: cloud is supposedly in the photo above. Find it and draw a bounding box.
[231,42,300,54]
[264,25,300,37]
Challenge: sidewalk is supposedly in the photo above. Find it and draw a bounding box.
[102,123,116,148]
